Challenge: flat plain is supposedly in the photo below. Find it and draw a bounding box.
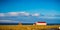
[0,25,60,30]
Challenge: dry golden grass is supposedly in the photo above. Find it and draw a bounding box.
[0,25,60,30]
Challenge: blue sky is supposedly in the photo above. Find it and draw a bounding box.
[0,0,60,23]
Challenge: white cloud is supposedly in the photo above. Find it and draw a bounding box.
[0,13,5,16]
[7,12,19,16]
[19,12,25,13]
[44,14,55,17]
[0,12,30,16]
[0,12,40,17]
[0,12,59,18]
[24,13,30,16]
[0,20,19,23]
[39,17,60,19]
[18,12,30,16]
[32,13,40,16]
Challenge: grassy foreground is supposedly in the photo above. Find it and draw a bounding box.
[0,25,60,30]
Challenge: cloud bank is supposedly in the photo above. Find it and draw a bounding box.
[0,12,40,17]
[32,13,40,16]
[0,20,19,23]
[7,12,19,16]
[0,11,60,17]
[0,12,60,23]
[0,13,5,16]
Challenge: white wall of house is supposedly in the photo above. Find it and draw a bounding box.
[36,22,47,25]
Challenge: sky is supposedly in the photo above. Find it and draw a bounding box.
[0,0,60,23]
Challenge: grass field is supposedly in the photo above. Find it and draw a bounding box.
[0,25,60,30]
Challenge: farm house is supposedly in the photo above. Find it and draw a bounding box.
[34,22,47,25]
